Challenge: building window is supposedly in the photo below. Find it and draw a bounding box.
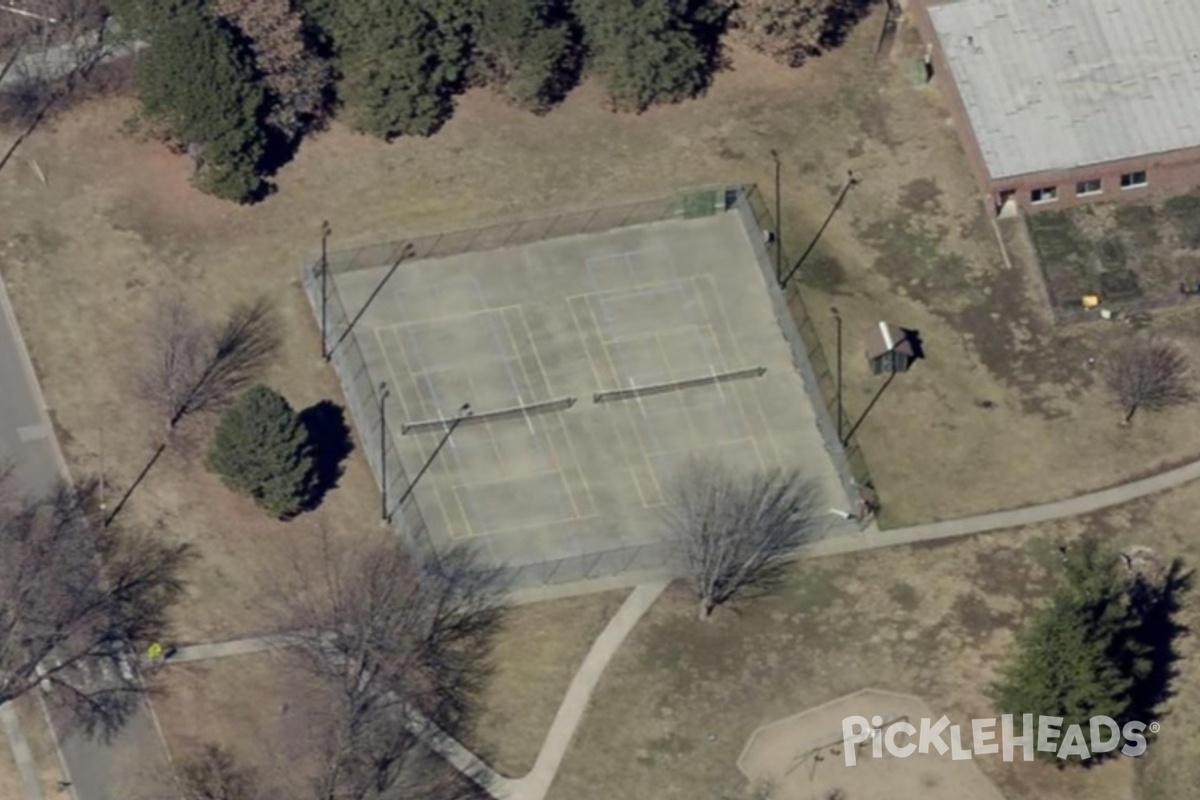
[1076,178,1102,196]
[1120,171,1148,189]
[1031,186,1058,204]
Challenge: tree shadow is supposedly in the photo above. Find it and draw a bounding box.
[819,0,882,50]
[298,400,354,511]
[1126,559,1193,723]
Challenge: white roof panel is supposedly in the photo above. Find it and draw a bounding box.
[928,0,1200,179]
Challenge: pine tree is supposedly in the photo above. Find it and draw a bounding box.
[207,385,316,519]
[111,0,270,202]
[472,0,578,113]
[300,0,472,139]
[574,0,727,112]
[989,540,1152,761]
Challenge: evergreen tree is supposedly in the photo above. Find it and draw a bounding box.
[472,0,579,113]
[574,0,727,112]
[207,385,316,519]
[300,0,472,139]
[111,0,270,202]
[989,540,1152,761]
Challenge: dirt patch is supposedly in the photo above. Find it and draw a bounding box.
[1028,191,1200,320]
[738,690,1006,800]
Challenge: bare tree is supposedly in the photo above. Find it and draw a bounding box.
[139,292,209,431]
[179,743,261,800]
[1105,336,1193,424]
[663,459,826,619]
[279,534,506,800]
[0,475,194,736]
[0,0,114,164]
[140,293,281,431]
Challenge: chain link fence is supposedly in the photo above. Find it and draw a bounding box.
[737,185,874,499]
[301,183,871,588]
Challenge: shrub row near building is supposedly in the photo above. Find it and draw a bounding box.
[107,0,875,203]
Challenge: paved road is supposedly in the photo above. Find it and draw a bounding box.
[0,275,171,800]
[0,22,144,92]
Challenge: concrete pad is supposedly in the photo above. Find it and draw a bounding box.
[331,212,851,582]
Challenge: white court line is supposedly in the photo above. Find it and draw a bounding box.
[601,323,704,345]
[697,273,781,469]
[372,301,516,336]
[449,472,589,539]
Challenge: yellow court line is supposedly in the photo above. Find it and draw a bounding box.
[566,296,609,388]
[562,277,689,305]
[505,305,588,517]
[375,324,469,540]
[702,273,785,466]
[571,294,655,506]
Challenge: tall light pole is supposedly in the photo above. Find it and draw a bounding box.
[392,403,473,521]
[770,149,783,285]
[831,306,843,441]
[320,220,331,361]
[379,382,390,523]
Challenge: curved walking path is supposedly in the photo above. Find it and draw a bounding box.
[809,455,1200,560]
[164,581,670,800]
[151,457,1200,800]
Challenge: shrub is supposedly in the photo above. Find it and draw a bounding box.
[207,385,316,518]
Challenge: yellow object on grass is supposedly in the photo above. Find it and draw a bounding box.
[1081,294,1101,309]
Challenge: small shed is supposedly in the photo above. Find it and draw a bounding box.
[864,321,915,375]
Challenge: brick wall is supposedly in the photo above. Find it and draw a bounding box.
[909,0,1200,215]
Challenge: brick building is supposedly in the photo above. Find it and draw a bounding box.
[912,0,1200,214]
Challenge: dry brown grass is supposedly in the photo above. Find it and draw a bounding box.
[149,589,629,789]
[0,717,28,800]
[464,590,630,778]
[542,470,1200,800]
[3,7,1200,638]
[1,6,1200,799]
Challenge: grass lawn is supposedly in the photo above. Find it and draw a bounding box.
[545,479,1200,800]
[464,590,630,778]
[1,8,1200,631]
[1,10,1200,799]
[148,589,628,790]
[0,715,28,800]
[150,651,319,796]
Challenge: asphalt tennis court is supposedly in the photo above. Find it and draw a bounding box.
[332,212,850,573]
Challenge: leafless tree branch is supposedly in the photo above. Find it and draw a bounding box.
[663,458,826,619]
[278,532,506,800]
[1105,335,1193,424]
[139,293,280,431]
[0,474,194,738]
[179,742,261,800]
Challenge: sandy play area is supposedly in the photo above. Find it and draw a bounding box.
[738,689,1007,800]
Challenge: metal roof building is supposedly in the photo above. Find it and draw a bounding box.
[914,0,1200,212]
